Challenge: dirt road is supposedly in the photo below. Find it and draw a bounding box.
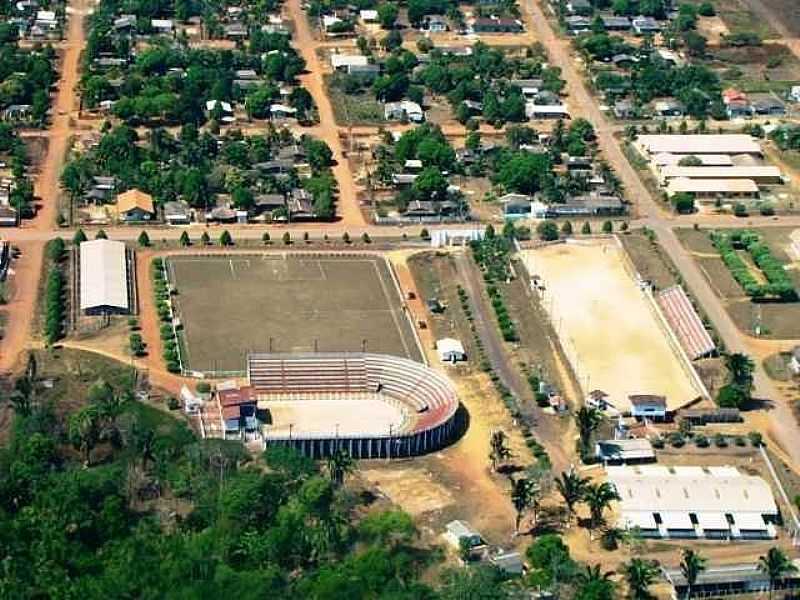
[285,0,365,226]
[454,253,571,471]
[1,0,87,372]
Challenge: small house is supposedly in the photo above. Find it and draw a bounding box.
[726,101,752,119]
[752,97,785,116]
[330,53,368,70]
[632,16,660,34]
[501,193,533,219]
[472,17,523,33]
[526,103,570,120]
[565,15,592,34]
[628,394,667,421]
[150,19,174,35]
[436,338,466,363]
[790,86,800,103]
[423,15,448,32]
[164,200,191,225]
[116,188,155,222]
[565,0,592,15]
[224,22,248,38]
[270,104,297,119]
[347,63,381,79]
[601,15,631,30]
[595,438,656,464]
[654,99,684,117]
[614,99,635,119]
[385,100,424,122]
[444,520,485,551]
[0,206,18,227]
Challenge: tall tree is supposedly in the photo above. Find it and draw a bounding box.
[68,406,101,466]
[680,549,707,600]
[510,477,537,534]
[758,547,798,600]
[575,406,602,457]
[489,430,512,472]
[622,558,659,600]
[583,481,620,537]
[556,470,588,525]
[326,448,354,486]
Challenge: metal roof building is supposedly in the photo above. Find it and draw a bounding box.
[608,465,778,540]
[657,285,716,360]
[663,560,800,599]
[636,134,762,157]
[79,239,130,314]
[659,165,783,185]
[666,177,759,198]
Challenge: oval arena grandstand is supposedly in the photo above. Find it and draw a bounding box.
[217,353,461,458]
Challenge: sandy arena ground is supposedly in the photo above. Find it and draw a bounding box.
[522,240,702,411]
[265,398,407,437]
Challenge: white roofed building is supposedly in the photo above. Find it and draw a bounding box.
[636,135,763,157]
[79,239,130,315]
[659,166,783,185]
[666,178,760,200]
[436,338,466,363]
[608,465,779,540]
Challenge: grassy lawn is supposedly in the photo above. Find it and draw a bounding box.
[324,74,386,126]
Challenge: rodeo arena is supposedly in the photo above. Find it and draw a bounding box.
[190,352,461,458]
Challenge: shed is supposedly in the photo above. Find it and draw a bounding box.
[164,201,191,225]
[436,338,466,363]
[444,520,484,549]
[79,239,129,315]
[595,438,656,464]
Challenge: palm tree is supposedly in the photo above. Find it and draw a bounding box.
[556,469,588,525]
[326,448,355,487]
[68,406,101,466]
[579,563,615,587]
[583,481,621,537]
[489,430,512,472]
[510,476,538,534]
[575,406,602,456]
[758,547,797,600]
[622,558,659,600]
[680,549,707,600]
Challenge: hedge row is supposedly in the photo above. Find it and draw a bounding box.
[711,230,797,301]
[43,238,66,345]
[471,235,519,342]
[152,258,181,373]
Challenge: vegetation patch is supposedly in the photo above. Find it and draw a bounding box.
[710,230,797,301]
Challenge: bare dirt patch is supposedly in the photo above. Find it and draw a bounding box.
[522,241,703,410]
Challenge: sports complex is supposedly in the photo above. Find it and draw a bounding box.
[166,252,422,375]
[164,251,461,457]
[522,239,707,412]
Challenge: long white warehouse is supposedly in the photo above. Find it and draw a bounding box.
[608,465,779,540]
[636,134,763,157]
[79,239,130,315]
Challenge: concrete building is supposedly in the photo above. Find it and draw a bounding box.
[609,465,779,540]
[79,239,130,315]
[595,438,655,464]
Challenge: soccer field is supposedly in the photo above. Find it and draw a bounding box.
[522,241,703,411]
[167,253,422,374]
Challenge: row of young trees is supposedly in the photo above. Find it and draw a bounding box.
[43,238,67,345]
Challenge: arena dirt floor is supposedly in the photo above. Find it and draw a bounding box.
[521,240,703,411]
[266,398,408,437]
[167,253,421,373]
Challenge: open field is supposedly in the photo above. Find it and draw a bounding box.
[521,240,704,411]
[677,228,800,338]
[167,253,421,373]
